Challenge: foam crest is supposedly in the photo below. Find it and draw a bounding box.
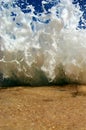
[0,0,86,86]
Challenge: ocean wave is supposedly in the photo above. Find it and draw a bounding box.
[0,0,86,86]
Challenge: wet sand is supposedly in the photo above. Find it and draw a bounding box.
[0,85,86,130]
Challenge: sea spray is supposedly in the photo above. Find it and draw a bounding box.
[0,0,86,86]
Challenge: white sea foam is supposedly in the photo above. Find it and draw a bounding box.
[0,0,86,86]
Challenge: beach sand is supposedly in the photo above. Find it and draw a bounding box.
[0,85,86,130]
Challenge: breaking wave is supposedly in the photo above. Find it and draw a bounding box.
[0,0,86,86]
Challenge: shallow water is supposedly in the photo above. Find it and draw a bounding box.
[0,0,86,86]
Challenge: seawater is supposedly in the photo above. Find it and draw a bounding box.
[0,0,86,86]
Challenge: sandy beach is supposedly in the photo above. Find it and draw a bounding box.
[0,85,86,130]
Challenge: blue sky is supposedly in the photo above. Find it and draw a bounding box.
[15,0,86,28]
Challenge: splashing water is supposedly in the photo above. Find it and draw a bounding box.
[0,0,86,86]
